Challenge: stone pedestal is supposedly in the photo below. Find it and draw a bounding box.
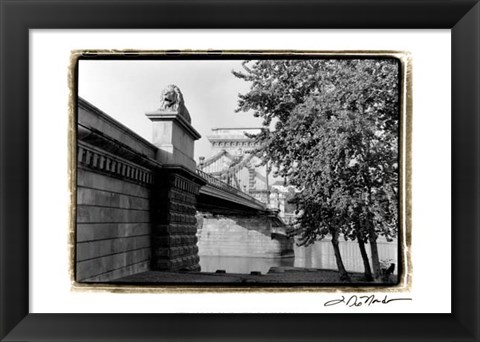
[146,95,206,272]
[151,167,206,271]
[146,110,201,171]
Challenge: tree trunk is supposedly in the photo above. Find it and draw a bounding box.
[363,181,381,279]
[357,236,373,281]
[369,234,381,279]
[330,230,350,282]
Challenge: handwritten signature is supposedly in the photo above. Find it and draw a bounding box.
[324,295,412,307]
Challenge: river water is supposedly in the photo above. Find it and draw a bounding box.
[199,238,398,275]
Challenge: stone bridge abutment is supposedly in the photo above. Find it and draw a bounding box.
[196,212,292,258]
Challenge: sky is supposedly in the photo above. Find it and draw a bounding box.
[78,59,263,160]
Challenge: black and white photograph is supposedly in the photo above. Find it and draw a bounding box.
[75,54,403,285]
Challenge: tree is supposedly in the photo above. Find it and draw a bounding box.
[234,59,399,281]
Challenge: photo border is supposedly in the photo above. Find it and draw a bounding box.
[70,50,411,293]
[1,0,478,340]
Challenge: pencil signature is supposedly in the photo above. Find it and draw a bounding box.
[324,294,412,307]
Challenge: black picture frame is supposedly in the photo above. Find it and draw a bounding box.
[1,0,478,341]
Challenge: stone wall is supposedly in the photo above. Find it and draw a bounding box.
[76,167,152,282]
[196,213,293,258]
[76,99,159,282]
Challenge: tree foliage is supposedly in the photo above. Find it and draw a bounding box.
[234,59,399,278]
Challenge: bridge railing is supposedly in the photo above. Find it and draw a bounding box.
[196,169,266,207]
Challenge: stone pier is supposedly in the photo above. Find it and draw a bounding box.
[150,168,205,271]
[146,85,205,271]
[196,212,293,258]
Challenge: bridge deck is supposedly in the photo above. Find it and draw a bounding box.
[196,169,268,213]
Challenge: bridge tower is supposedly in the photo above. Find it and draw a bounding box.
[196,127,295,263]
[199,127,293,216]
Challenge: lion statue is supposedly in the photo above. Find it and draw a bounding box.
[158,84,191,123]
